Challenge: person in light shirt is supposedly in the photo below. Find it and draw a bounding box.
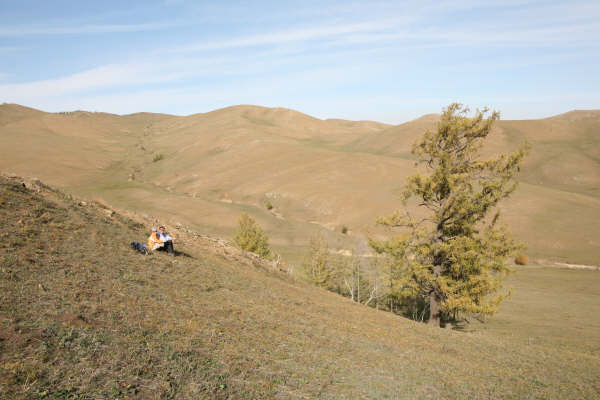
[157,225,175,255]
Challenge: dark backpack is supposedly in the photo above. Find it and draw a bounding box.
[130,242,148,255]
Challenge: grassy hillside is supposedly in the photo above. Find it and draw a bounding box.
[1,175,599,399]
[0,103,598,265]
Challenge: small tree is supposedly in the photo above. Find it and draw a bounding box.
[305,231,330,287]
[372,103,528,327]
[371,237,427,320]
[233,213,271,258]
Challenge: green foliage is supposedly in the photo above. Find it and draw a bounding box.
[304,231,330,287]
[152,153,164,162]
[341,225,348,234]
[334,251,369,303]
[264,200,273,210]
[515,254,528,265]
[372,103,529,326]
[368,242,428,320]
[304,233,379,306]
[233,213,271,258]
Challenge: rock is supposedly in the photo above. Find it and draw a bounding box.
[79,201,87,206]
[104,209,115,217]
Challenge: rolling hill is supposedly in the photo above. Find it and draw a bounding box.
[0,103,598,265]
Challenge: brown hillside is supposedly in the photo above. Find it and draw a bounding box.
[0,104,598,264]
[1,175,599,399]
[0,103,45,126]
[546,109,600,121]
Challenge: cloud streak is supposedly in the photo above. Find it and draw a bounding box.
[0,22,176,37]
[166,18,409,54]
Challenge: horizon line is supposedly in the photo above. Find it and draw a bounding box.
[2,102,599,125]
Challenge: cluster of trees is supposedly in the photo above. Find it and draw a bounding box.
[234,103,528,328]
[304,232,428,319]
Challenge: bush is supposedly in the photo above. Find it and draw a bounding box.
[265,200,273,210]
[233,213,271,258]
[515,254,528,265]
[304,231,330,287]
[153,153,164,162]
[341,225,348,234]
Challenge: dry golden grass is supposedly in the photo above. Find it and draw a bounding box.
[0,104,598,266]
[1,176,599,399]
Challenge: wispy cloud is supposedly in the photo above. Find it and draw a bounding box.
[166,18,410,53]
[0,63,162,99]
[160,8,599,58]
[0,22,176,37]
[0,47,357,102]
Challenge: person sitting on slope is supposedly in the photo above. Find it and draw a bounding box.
[156,225,175,255]
[147,227,164,252]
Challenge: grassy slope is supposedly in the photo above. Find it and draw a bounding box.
[1,176,599,399]
[0,104,598,265]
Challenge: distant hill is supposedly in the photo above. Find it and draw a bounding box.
[0,103,598,264]
[1,174,599,398]
[546,109,600,121]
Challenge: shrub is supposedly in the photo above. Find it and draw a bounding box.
[341,225,348,234]
[304,231,330,287]
[515,254,528,265]
[153,153,164,162]
[233,213,271,258]
[265,200,273,210]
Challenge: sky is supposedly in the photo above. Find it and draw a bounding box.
[0,0,598,123]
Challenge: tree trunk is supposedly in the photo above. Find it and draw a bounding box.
[428,262,442,327]
[356,262,361,304]
[428,290,441,327]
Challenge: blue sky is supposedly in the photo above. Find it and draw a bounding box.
[0,0,598,123]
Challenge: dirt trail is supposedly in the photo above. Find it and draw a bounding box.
[552,262,600,271]
[532,257,600,270]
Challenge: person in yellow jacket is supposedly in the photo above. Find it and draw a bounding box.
[147,227,164,251]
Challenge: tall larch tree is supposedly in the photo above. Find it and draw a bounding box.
[371,103,528,327]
